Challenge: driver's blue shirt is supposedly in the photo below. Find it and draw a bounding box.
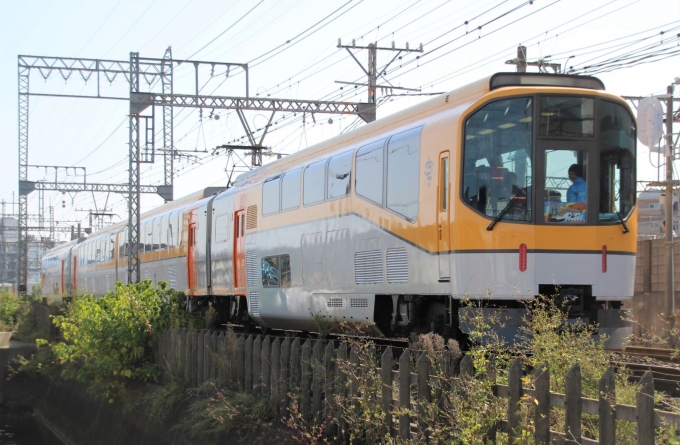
[567,177,587,202]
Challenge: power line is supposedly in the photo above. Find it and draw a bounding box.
[186,0,266,60]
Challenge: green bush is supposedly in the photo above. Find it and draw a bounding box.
[45,280,193,398]
[0,291,21,331]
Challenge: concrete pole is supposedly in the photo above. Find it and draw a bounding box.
[666,83,675,340]
[517,46,527,73]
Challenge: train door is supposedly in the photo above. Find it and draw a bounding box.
[188,221,197,290]
[438,152,451,280]
[233,209,246,292]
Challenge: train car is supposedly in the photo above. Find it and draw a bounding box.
[43,72,636,345]
[41,239,81,296]
[42,187,223,297]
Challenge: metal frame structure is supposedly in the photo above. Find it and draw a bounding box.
[17,49,372,292]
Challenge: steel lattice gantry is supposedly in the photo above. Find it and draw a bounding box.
[17,51,372,292]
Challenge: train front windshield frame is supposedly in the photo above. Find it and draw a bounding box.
[462,94,636,226]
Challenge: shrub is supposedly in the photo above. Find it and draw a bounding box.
[0,291,21,331]
[43,280,194,398]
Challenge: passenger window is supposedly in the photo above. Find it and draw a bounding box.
[540,96,594,138]
[160,215,169,249]
[599,100,635,222]
[327,150,352,199]
[153,218,161,251]
[386,127,423,222]
[281,169,301,211]
[262,256,279,287]
[145,221,153,252]
[356,140,385,205]
[544,150,588,224]
[262,175,281,215]
[303,159,326,206]
[261,254,291,288]
[215,214,229,243]
[175,212,182,247]
[463,97,533,222]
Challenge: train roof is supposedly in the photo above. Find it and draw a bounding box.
[232,72,605,186]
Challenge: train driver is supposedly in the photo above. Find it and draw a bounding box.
[567,164,587,203]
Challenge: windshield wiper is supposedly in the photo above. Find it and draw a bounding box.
[487,188,526,231]
[616,211,630,234]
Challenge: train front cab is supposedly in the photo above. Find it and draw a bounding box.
[452,74,635,347]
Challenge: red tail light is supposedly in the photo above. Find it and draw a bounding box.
[519,244,527,272]
[602,245,607,273]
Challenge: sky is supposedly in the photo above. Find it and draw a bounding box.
[0,0,678,241]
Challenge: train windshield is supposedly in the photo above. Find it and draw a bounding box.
[463,97,533,222]
[463,95,635,226]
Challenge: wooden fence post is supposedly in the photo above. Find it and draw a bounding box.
[245,335,253,394]
[217,332,225,386]
[234,334,243,390]
[507,358,522,441]
[484,356,497,443]
[534,363,550,445]
[636,371,655,445]
[197,330,205,386]
[460,355,473,380]
[565,363,582,444]
[312,340,323,422]
[253,336,262,396]
[209,331,217,380]
[203,330,211,383]
[324,341,335,437]
[417,351,430,434]
[290,338,301,395]
[381,346,393,438]
[183,329,190,383]
[399,348,410,440]
[271,338,281,418]
[261,336,271,397]
[171,329,178,377]
[191,330,199,387]
[281,338,291,417]
[350,345,360,398]
[599,367,616,445]
[336,342,348,442]
[301,339,312,419]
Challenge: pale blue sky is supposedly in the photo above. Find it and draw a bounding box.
[0,0,678,240]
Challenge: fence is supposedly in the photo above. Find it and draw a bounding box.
[159,329,680,444]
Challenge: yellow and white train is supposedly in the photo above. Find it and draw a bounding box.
[43,72,636,343]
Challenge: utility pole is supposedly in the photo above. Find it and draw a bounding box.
[665,82,676,338]
[506,45,562,73]
[336,40,424,123]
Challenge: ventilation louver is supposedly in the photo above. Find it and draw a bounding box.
[354,250,383,284]
[386,248,408,283]
[246,205,258,230]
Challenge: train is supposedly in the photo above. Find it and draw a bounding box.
[43,72,636,345]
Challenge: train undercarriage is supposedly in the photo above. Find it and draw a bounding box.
[189,284,631,348]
